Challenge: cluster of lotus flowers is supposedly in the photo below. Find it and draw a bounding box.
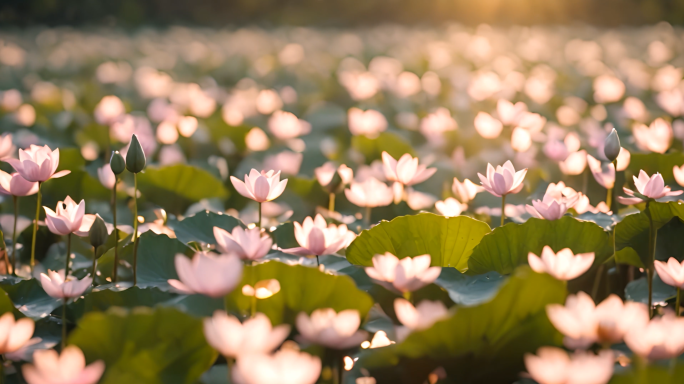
[2,23,684,384]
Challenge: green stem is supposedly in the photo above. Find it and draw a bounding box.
[501,194,506,227]
[61,298,67,350]
[65,233,71,278]
[591,264,604,301]
[316,255,320,266]
[112,177,119,283]
[611,159,618,212]
[30,182,42,274]
[257,202,262,229]
[646,201,656,318]
[10,196,17,276]
[677,287,681,317]
[402,290,412,304]
[332,356,340,384]
[606,187,613,210]
[365,206,372,228]
[132,174,139,286]
[329,192,336,212]
[92,246,97,287]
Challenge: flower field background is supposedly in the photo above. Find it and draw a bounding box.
[2,23,684,383]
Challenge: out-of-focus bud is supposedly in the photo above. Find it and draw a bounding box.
[604,128,621,162]
[89,214,108,251]
[126,134,146,173]
[110,151,126,175]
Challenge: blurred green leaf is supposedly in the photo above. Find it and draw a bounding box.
[628,152,684,184]
[624,274,676,304]
[0,278,61,319]
[167,210,245,245]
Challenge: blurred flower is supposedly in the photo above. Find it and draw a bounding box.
[365,253,440,293]
[497,99,527,126]
[655,257,684,289]
[348,108,387,138]
[528,246,594,280]
[624,313,684,360]
[232,349,321,384]
[559,150,587,175]
[315,162,353,189]
[256,89,283,115]
[245,128,270,151]
[231,169,288,203]
[0,133,15,160]
[296,308,368,349]
[593,75,625,103]
[282,214,355,256]
[97,164,116,190]
[573,193,611,215]
[623,97,649,122]
[546,291,649,349]
[214,226,272,261]
[477,161,527,197]
[524,347,613,384]
[14,104,35,126]
[633,118,673,154]
[339,71,379,101]
[543,140,569,162]
[586,155,615,189]
[473,112,503,139]
[0,312,34,354]
[394,298,448,341]
[22,346,105,384]
[94,95,126,125]
[474,204,527,218]
[6,145,70,182]
[177,116,198,137]
[344,178,393,208]
[382,152,436,187]
[420,108,457,145]
[511,127,532,152]
[435,198,467,217]
[405,189,437,210]
[618,170,682,205]
[203,311,290,358]
[616,147,630,171]
[526,184,577,221]
[263,151,302,176]
[0,89,22,111]
[40,270,92,299]
[517,112,547,133]
[0,170,38,196]
[452,178,482,204]
[43,196,86,236]
[156,121,179,144]
[168,252,242,297]
[268,111,311,140]
[242,279,281,299]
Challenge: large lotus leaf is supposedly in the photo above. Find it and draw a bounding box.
[346,213,491,271]
[0,277,61,319]
[351,131,415,161]
[167,210,245,245]
[137,164,229,215]
[434,268,507,306]
[628,152,684,184]
[468,216,612,275]
[0,286,18,316]
[225,260,374,325]
[69,307,217,384]
[624,274,677,304]
[67,287,176,321]
[362,266,566,384]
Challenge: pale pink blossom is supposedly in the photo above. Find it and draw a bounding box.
[405,189,437,210]
[0,312,35,354]
[473,112,503,139]
[365,253,441,293]
[282,214,355,256]
[394,298,448,331]
[168,253,242,297]
[617,170,682,205]
[572,193,611,215]
[477,161,527,197]
[232,349,321,384]
[43,196,86,236]
[263,151,302,176]
[543,140,569,162]
[177,116,198,137]
[673,164,684,187]
[5,145,70,182]
[40,270,92,299]
[593,75,625,104]
[94,95,125,125]
[231,169,288,203]
[559,150,587,175]
[420,108,457,145]
[624,313,684,360]
[616,147,630,171]
[97,164,116,189]
[528,246,594,281]
[435,198,467,217]
[382,152,436,186]
[655,257,684,289]
[586,155,615,189]
[526,184,578,221]
[203,311,290,358]
[511,127,532,152]
[296,308,368,349]
[213,226,272,261]
[348,108,387,138]
[633,118,673,154]
[344,178,393,208]
[0,133,15,160]
[546,291,649,349]
[0,170,38,196]
[525,347,614,384]
[23,346,105,384]
[517,112,547,133]
[497,99,527,126]
[451,178,483,204]
[268,111,311,140]
[314,162,353,187]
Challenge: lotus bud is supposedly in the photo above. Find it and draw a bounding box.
[110,150,126,175]
[89,214,108,251]
[604,128,621,162]
[126,134,146,173]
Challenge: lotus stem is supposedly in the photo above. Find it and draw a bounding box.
[328,192,335,212]
[132,173,139,286]
[501,194,506,227]
[591,264,604,300]
[646,201,656,318]
[677,287,681,317]
[365,206,372,228]
[92,246,97,287]
[30,182,42,274]
[402,291,412,303]
[605,187,612,210]
[65,233,71,278]
[10,196,18,276]
[611,159,618,212]
[332,357,340,384]
[257,202,262,230]
[112,177,119,282]
[61,297,67,350]
[316,255,320,266]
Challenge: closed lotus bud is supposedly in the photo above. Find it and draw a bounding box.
[126,134,146,173]
[604,128,621,162]
[89,214,108,251]
[110,151,126,175]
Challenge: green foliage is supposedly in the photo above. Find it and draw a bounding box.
[628,152,684,184]
[351,132,415,161]
[167,210,244,245]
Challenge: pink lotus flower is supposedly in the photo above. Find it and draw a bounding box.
[344,178,393,208]
[213,226,272,261]
[543,140,569,162]
[497,99,527,126]
[365,253,441,293]
[5,145,70,182]
[473,112,503,139]
[282,214,355,256]
[97,164,116,189]
[43,196,86,236]
[451,178,483,204]
[263,151,303,176]
[394,298,448,341]
[203,311,290,358]
[624,313,684,360]
[231,169,288,203]
[633,118,673,154]
[0,170,38,196]
[0,312,35,354]
[0,133,15,160]
[477,161,527,197]
[22,346,105,384]
[296,308,368,349]
[382,152,436,187]
[168,253,242,297]
[525,347,614,384]
[94,95,125,125]
[268,110,311,140]
[511,127,532,152]
[40,270,92,299]
[586,155,615,189]
[559,150,587,176]
[526,183,579,221]
[593,74,625,104]
[573,193,612,215]
[435,198,467,217]
[232,349,321,384]
[617,170,682,205]
[546,291,649,349]
[528,246,594,281]
[655,257,684,289]
[348,108,387,138]
[314,162,353,187]
[420,108,457,145]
